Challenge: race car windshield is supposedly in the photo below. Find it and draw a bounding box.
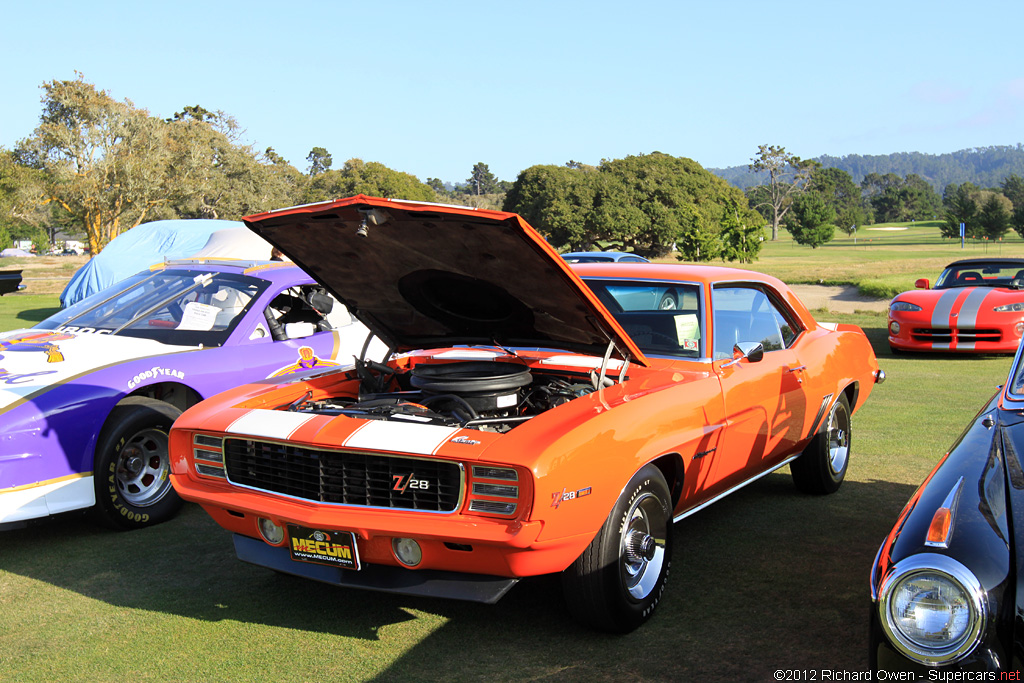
[934,262,1024,289]
[36,270,266,346]
[582,279,703,359]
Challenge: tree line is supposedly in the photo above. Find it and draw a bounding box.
[714,145,1024,193]
[3,75,1024,261]
[743,145,1024,249]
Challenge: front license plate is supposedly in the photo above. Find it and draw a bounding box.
[287,525,360,570]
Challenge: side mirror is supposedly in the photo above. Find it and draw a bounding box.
[723,341,764,367]
[915,278,930,289]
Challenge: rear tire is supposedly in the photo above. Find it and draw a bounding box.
[91,397,184,530]
[791,393,851,495]
[562,464,672,633]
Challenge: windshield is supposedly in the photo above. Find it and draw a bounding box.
[37,270,267,346]
[935,262,1024,289]
[583,278,703,358]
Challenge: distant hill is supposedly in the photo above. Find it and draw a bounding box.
[709,145,1024,192]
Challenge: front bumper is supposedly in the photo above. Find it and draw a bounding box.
[234,534,519,603]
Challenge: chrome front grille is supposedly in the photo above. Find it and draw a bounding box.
[223,438,463,512]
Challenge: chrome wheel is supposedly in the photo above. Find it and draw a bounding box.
[620,492,668,600]
[563,464,673,633]
[791,392,852,495]
[115,427,172,507]
[826,399,851,476]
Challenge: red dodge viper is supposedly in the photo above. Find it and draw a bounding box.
[888,258,1024,353]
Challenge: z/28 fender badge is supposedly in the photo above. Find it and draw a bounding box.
[551,486,593,508]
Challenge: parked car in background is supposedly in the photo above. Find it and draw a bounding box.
[169,196,884,633]
[870,340,1024,671]
[0,258,380,531]
[560,251,650,263]
[888,258,1024,353]
[0,270,22,295]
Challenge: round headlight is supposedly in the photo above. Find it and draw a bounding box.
[257,517,285,545]
[878,555,985,665]
[890,301,923,313]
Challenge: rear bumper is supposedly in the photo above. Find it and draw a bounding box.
[234,534,519,604]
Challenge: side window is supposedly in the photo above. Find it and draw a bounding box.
[713,286,787,359]
[262,286,336,342]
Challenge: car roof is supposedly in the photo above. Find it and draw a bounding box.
[945,258,1024,269]
[159,258,309,284]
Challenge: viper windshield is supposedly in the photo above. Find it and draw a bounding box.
[36,270,267,346]
[935,261,1024,289]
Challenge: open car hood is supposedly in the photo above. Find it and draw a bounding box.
[243,195,646,364]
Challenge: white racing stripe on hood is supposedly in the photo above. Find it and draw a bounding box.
[226,410,315,440]
[930,289,961,329]
[0,329,193,412]
[342,420,462,455]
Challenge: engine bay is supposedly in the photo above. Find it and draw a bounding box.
[286,359,603,432]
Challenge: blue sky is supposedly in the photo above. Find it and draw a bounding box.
[2,0,1022,184]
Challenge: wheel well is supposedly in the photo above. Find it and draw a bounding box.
[650,453,685,509]
[124,382,202,414]
[842,381,859,411]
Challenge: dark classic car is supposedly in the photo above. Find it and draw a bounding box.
[869,342,1024,670]
[0,270,23,295]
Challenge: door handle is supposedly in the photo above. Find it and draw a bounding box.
[786,365,806,383]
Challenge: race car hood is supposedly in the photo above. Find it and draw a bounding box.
[893,286,1024,326]
[0,328,192,412]
[243,195,647,364]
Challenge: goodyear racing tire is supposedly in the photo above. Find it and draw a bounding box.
[91,397,184,530]
[562,464,672,633]
[791,393,851,495]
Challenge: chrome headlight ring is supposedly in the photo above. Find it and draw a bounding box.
[877,554,986,666]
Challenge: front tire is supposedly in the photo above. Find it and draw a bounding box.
[562,464,672,633]
[91,397,184,530]
[791,393,851,495]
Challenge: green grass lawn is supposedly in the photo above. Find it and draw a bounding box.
[0,232,1018,680]
[694,220,1024,299]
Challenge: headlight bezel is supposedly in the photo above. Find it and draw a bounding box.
[890,301,923,313]
[877,554,986,665]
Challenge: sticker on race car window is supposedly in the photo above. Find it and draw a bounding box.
[178,302,218,331]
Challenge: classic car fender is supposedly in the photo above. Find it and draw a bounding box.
[491,367,725,546]
[870,392,1013,670]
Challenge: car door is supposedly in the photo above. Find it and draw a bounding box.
[710,284,810,490]
[223,283,372,380]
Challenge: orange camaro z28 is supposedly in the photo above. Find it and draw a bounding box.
[168,195,884,633]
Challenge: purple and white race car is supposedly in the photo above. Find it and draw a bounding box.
[0,258,380,530]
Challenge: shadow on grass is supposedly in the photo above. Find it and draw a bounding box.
[14,307,61,324]
[0,472,918,682]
